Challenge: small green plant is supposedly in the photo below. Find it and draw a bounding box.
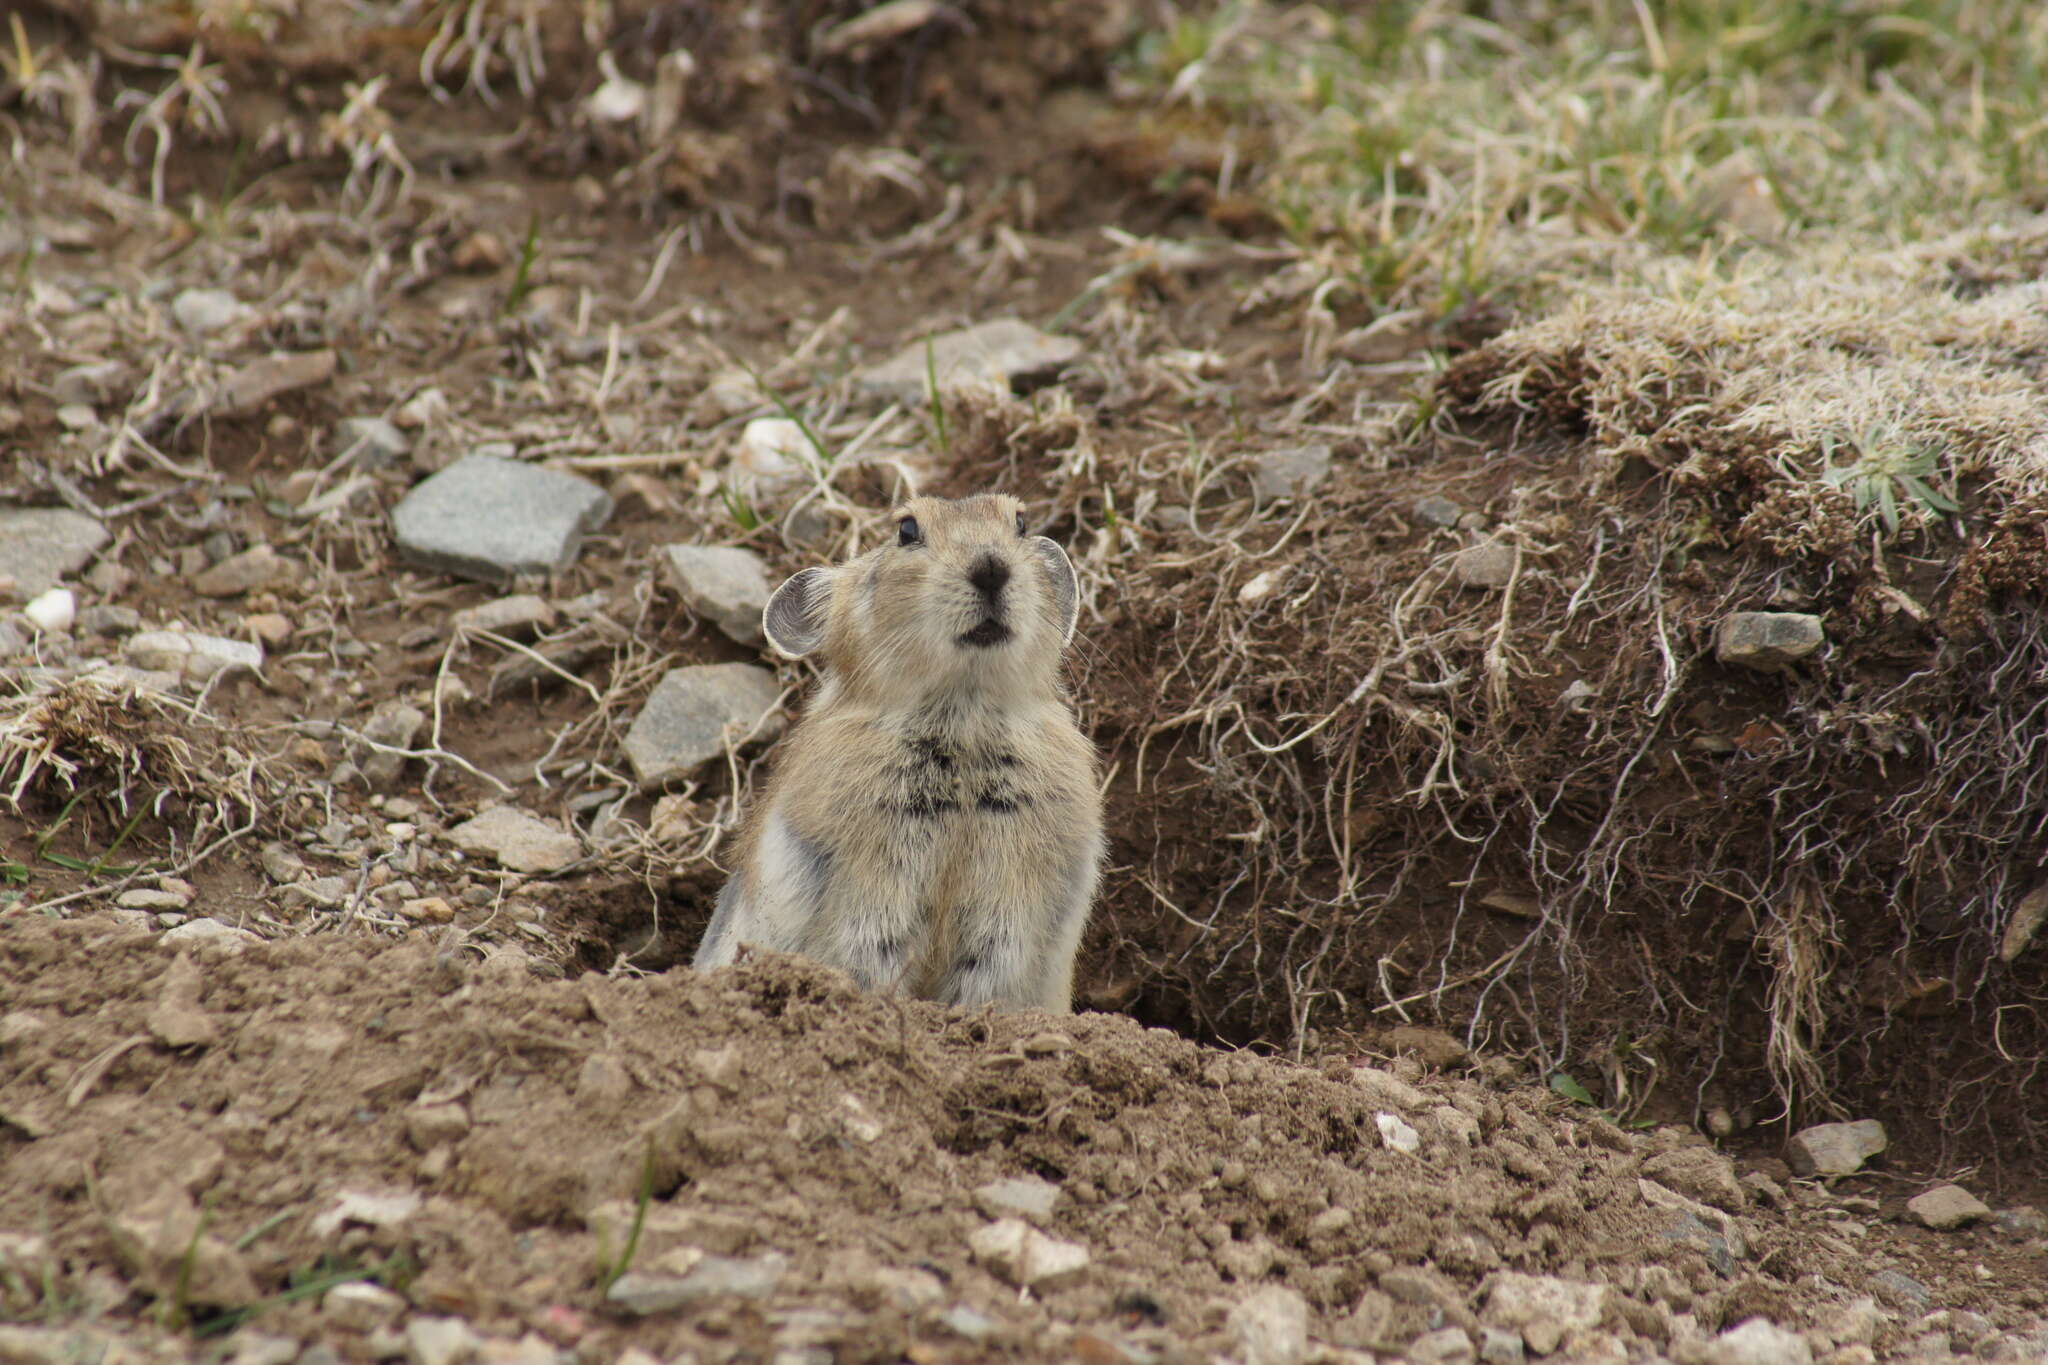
[718,482,762,533]
[924,337,950,456]
[595,1139,658,1296]
[1819,429,1961,533]
[197,1253,412,1339]
[501,212,543,317]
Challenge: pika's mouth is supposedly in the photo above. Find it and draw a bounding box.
[958,617,1011,648]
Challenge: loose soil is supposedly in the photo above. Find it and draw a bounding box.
[2,2,2046,1360]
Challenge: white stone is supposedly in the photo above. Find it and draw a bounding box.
[856,319,1084,403]
[1226,1284,1311,1365]
[159,918,262,952]
[404,1315,480,1365]
[966,1218,1090,1289]
[172,287,250,335]
[126,630,263,682]
[1376,1112,1421,1153]
[731,418,816,502]
[1704,1317,1813,1365]
[22,588,75,633]
[312,1189,423,1239]
[973,1175,1061,1225]
[323,1280,406,1331]
[1482,1273,1608,1357]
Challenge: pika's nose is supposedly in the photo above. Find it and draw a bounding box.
[967,553,1010,601]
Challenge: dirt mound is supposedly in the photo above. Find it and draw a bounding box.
[3,912,2042,1361]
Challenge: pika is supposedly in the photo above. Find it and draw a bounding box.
[692,492,1103,1012]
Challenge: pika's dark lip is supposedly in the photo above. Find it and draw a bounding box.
[958,619,1011,648]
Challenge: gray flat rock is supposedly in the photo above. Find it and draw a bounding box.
[662,545,771,646]
[1249,444,1332,503]
[1786,1118,1886,1177]
[0,508,108,597]
[624,663,784,788]
[856,319,1083,403]
[446,806,581,873]
[390,455,612,585]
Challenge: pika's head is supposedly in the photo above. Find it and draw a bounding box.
[761,493,1079,702]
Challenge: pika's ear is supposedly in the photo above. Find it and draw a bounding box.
[763,566,834,659]
[1028,536,1080,645]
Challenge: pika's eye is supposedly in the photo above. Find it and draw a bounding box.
[898,515,922,547]
[1015,511,1028,537]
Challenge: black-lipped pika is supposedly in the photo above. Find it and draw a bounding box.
[693,493,1103,1012]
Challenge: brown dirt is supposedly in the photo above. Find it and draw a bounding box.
[3,913,2044,1361]
[3,2,2047,1359]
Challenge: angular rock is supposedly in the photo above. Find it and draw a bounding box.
[1351,1065,1429,1112]
[1478,1325,1526,1365]
[623,663,784,788]
[2000,884,2048,963]
[1377,1112,1421,1153]
[77,604,142,637]
[404,1102,471,1151]
[1715,612,1825,671]
[1227,1285,1310,1365]
[160,918,262,953]
[1482,1273,1607,1357]
[126,630,263,682]
[391,455,613,585]
[1907,1184,1990,1230]
[1451,538,1517,589]
[172,287,250,335]
[0,508,107,598]
[605,1255,787,1314]
[856,318,1083,403]
[1640,1179,1740,1245]
[110,1199,260,1308]
[1249,444,1333,503]
[1705,1317,1813,1365]
[447,807,581,874]
[972,1175,1061,1225]
[359,700,427,791]
[324,1280,406,1332]
[1867,1269,1932,1311]
[451,594,556,638]
[1786,1120,1887,1177]
[730,418,816,504]
[53,360,132,407]
[1993,1205,2048,1239]
[404,1315,480,1365]
[1412,494,1467,528]
[191,545,299,597]
[311,1189,422,1239]
[1408,1327,1477,1365]
[217,350,338,416]
[585,1202,756,1260]
[145,953,218,1049]
[334,416,410,468]
[1641,1147,1746,1213]
[662,545,772,647]
[967,1218,1090,1289]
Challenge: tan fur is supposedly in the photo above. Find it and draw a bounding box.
[692,493,1103,1012]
